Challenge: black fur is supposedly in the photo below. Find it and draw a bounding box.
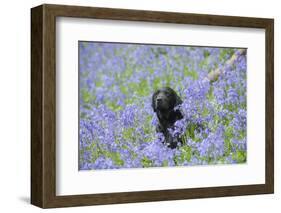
[152,87,183,148]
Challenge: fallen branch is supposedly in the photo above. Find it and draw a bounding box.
[206,49,246,82]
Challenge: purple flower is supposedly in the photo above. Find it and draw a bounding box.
[79,42,247,170]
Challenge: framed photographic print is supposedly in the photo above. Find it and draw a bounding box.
[31,4,274,208]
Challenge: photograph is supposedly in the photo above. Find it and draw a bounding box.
[78,42,247,170]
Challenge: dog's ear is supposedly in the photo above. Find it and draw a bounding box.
[175,94,183,106]
[152,91,157,112]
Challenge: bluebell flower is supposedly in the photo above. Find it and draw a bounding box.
[78,42,247,169]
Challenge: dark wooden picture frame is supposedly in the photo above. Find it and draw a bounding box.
[31,4,274,208]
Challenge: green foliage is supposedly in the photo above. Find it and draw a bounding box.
[142,157,153,167]
[95,80,103,87]
[128,79,150,97]
[165,74,176,87]
[109,152,124,166]
[118,66,134,82]
[183,65,198,80]
[181,146,192,162]
[204,50,210,58]
[120,84,129,96]
[207,86,215,101]
[152,77,163,90]
[162,160,169,167]
[232,150,246,163]
[81,88,91,103]
[183,123,198,141]
[143,115,154,142]
[219,49,235,62]
[105,100,123,111]
[89,142,125,166]
[224,126,234,156]
[224,103,238,113]
[122,127,135,141]
[174,146,193,165]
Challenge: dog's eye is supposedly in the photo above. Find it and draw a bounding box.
[164,91,170,96]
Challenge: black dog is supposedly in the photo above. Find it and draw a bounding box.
[152,87,183,149]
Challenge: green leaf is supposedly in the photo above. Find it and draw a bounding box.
[207,86,215,101]
[81,89,91,103]
[122,127,135,140]
[183,66,198,80]
[162,160,168,167]
[110,152,124,166]
[224,126,234,155]
[142,157,153,167]
[182,146,192,162]
[106,100,123,111]
[232,150,246,163]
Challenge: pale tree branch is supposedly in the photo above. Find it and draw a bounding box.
[206,49,246,82]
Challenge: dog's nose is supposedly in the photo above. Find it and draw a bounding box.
[156,97,162,102]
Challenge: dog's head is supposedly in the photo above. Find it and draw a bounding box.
[152,87,182,112]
